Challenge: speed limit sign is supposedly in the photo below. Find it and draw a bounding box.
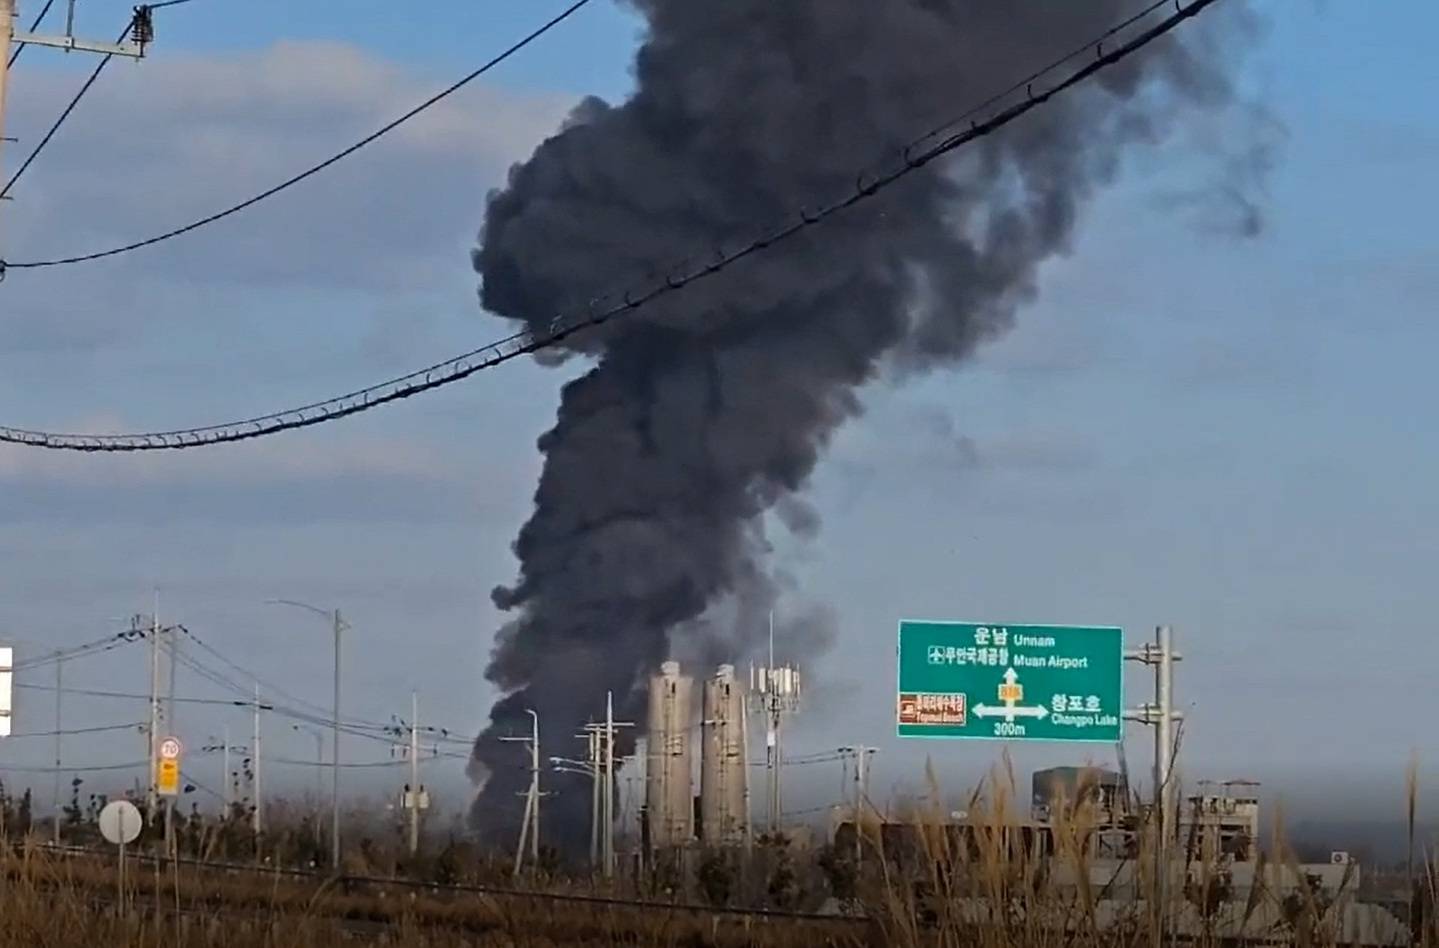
[159,737,183,760]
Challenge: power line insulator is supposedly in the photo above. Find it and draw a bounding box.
[131,6,154,48]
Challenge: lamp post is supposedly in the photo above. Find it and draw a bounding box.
[266,599,345,869]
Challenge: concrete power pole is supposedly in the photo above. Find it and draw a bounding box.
[839,745,877,862]
[1124,625,1184,941]
[147,608,161,823]
[0,1,15,224]
[252,683,263,846]
[164,623,178,855]
[331,609,342,869]
[587,728,600,869]
[407,691,420,856]
[502,710,541,876]
[52,650,62,843]
[222,726,232,811]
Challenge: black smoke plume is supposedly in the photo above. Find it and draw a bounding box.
[470,0,1259,845]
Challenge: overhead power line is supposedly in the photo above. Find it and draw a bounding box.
[0,0,1224,453]
[0,18,134,202]
[7,0,59,68]
[0,759,147,774]
[4,721,146,738]
[0,0,595,272]
[177,625,391,731]
[11,627,148,672]
[15,681,275,708]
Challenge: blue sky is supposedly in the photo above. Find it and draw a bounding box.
[1,1,1438,826]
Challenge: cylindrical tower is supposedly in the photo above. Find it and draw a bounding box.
[700,664,748,846]
[645,661,694,848]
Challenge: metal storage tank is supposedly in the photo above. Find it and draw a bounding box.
[645,661,694,848]
[700,664,749,846]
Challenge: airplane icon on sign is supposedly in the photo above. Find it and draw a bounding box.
[927,645,947,664]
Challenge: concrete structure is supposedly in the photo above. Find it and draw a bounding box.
[699,664,749,846]
[1179,779,1260,863]
[1031,766,1128,825]
[645,661,694,848]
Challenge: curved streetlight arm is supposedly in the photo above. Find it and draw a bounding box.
[266,599,346,627]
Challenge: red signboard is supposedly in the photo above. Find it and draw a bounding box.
[898,691,967,726]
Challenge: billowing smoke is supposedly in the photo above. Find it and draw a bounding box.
[470,0,1259,844]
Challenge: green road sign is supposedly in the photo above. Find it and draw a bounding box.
[896,621,1123,743]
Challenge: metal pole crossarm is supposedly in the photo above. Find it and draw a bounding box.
[1123,704,1184,726]
[10,32,143,57]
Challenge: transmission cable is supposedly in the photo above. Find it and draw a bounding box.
[1,14,138,202]
[0,0,1223,450]
[177,625,391,730]
[3,721,146,738]
[0,0,595,271]
[7,0,58,68]
[11,627,148,672]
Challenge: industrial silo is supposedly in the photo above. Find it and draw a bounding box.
[645,661,694,848]
[700,664,749,846]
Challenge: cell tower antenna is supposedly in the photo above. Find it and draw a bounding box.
[749,610,801,834]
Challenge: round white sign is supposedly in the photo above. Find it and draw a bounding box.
[98,800,143,846]
[159,737,183,760]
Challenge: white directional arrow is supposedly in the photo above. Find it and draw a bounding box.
[974,703,1049,720]
[977,667,1049,723]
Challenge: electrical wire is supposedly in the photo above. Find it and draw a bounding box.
[164,648,402,748]
[3,721,146,738]
[164,645,405,749]
[0,0,1225,452]
[14,681,275,707]
[180,772,226,801]
[0,759,147,773]
[264,755,457,769]
[177,625,391,731]
[6,0,59,68]
[176,625,482,743]
[0,0,595,271]
[0,19,135,202]
[11,627,147,672]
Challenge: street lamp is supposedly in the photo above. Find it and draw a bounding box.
[266,599,346,870]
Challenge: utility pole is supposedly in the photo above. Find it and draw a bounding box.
[0,2,15,228]
[605,695,614,875]
[164,623,178,855]
[252,683,263,846]
[839,746,877,862]
[587,728,600,869]
[146,606,161,823]
[407,691,420,856]
[501,710,541,876]
[331,608,342,869]
[1124,625,1184,944]
[222,726,232,811]
[579,694,633,878]
[1,1,150,234]
[52,649,61,844]
[602,692,634,878]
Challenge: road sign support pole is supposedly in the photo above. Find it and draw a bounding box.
[1124,625,1183,947]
